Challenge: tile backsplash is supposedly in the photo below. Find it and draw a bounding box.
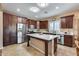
[60,29,73,35]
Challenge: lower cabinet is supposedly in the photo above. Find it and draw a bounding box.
[3,32,17,46]
[9,34,17,44]
[64,35,73,47]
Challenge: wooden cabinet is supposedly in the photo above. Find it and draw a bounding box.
[3,13,9,45]
[66,16,73,28]
[3,13,18,46]
[22,18,27,24]
[30,20,37,28]
[64,35,73,47]
[61,18,66,28]
[9,15,18,44]
[3,13,10,46]
[27,20,37,29]
[39,21,48,29]
[26,19,30,28]
[61,15,74,28]
[3,13,33,46]
[27,20,48,29]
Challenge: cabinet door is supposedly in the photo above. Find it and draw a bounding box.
[61,18,66,28]
[66,16,73,28]
[33,21,37,29]
[3,13,10,46]
[27,19,30,28]
[3,13,17,46]
[64,35,73,47]
[39,21,43,29]
[22,18,27,24]
[40,21,48,29]
[10,16,17,44]
[61,15,73,28]
[29,20,37,29]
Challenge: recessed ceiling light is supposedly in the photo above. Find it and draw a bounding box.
[56,6,59,9]
[35,16,38,18]
[37,3,49,8]
[17,8,20,12]
[30,7,40,13]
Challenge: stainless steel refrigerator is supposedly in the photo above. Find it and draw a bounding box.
[17,23,28,43]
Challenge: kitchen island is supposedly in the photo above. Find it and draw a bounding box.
[26,33,58,56]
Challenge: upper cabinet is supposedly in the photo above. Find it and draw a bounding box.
[27,20,37,29]
[61,15,74,28]
[26,19,30,28]
[30,20,37,29]
[22,18,27,24]
[39,21,48,29]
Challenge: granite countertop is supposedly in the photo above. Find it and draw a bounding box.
[26,33,59,41]
[28,31,74,36]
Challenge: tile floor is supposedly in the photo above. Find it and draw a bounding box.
[2,42,77,56]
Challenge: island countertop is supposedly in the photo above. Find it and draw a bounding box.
[26,33,59,41]
[26,33,58,56]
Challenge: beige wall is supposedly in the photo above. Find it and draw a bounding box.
[74,11,79,40]
[0,11,3,49]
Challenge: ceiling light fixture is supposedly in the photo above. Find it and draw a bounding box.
[30,7,40,13]
[56,6,59,9]
[37,3,49,8]
[35,16,38,18]
[17,8,20,12]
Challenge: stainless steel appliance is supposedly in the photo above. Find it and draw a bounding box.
[17,23,28,43]
[59,35,64,45]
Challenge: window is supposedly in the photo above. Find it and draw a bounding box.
[49,20,60,33]
[53,20,60,31]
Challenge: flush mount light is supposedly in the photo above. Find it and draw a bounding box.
[56,6,59,9]
[35,16,38,18]
[30,7,40,13]
[37,3,49,8]
[17,8,20,12]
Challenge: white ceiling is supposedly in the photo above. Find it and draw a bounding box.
[1,3,79,20]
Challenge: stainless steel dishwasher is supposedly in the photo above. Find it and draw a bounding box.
[58,35,64,45]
